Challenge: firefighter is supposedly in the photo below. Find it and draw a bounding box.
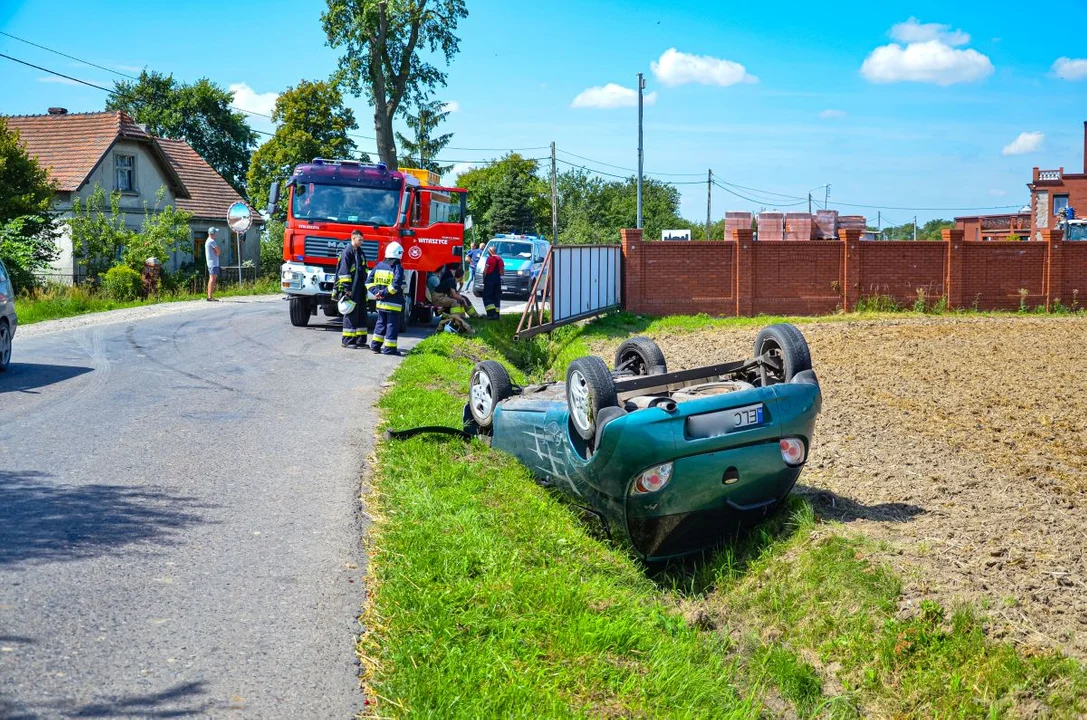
[366,241,406,356]
[481,243,505,319]
[334,230,368,349]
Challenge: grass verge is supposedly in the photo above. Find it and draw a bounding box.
[14,278,281,325]
[363,309,1087,718]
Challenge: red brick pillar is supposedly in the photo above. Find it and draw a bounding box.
[1043,228,1065,310]
[733,228,754,316]
[943,228,964,309]
[840,229,863,311]
[620,228,643,312]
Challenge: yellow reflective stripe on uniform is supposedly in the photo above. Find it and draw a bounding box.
[375,301,401,311]
[450,306,463,315]
[485,304,496,311]
[372,335,384,343]
[383,340,397,348]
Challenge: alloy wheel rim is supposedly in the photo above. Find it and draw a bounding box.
[568,370,591,430]
[471,371,493,421]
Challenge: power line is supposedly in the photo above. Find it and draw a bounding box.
[0,30,140,80]
[557,148,704,177]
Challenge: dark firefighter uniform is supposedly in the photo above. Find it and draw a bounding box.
[335,242,368,348]
[366,250,405,356]
[482,251,505,318]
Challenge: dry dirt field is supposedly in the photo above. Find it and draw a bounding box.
[599,315,1087,660]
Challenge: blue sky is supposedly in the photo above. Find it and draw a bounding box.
[2,0,1085,226]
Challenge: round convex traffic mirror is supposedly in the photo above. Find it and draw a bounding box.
[226,202,253,234]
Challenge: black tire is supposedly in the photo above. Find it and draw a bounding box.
[614,336,667,376]
[288,296,311,327]
[473,288,483,298]
[402,276,416,327]
[0,319,10,372]
[412,306,434,325]
[566,356,619,441]
[752,323,812,384]
[469,360,514,429]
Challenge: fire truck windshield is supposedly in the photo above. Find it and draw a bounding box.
[292,183,400,225]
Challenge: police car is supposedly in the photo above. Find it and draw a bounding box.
[471,234,550,300]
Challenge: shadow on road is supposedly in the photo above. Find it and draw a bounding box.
[798,486,926,523]
[3,681,214,719]
[0,363,93,395]
[0,470,213,568]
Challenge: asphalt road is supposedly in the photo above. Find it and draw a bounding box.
[0,296,426,719]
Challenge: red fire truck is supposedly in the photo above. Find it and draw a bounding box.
[267,159,467,327]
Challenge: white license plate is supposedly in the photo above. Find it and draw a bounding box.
[730,404,765,430]
[325,274,337,283]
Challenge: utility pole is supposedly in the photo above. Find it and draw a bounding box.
[636,72,645,230]
[808,193,812,215]
[706,169,713,240]
[877,211,882,241]
[825,184,830,209]
[913,215,918,242]
[550,141,559,243]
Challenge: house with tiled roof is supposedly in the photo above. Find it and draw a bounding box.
[4,107,262,280]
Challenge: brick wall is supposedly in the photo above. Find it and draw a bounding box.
[619,227,1084,317]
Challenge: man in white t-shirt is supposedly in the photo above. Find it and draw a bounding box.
[205,227,221,301]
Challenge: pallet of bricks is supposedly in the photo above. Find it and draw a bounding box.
[725,212,752,241]
[837,214,866,239]
[784,212,813,241]
[814,210,839,240]
[757,212,784,241]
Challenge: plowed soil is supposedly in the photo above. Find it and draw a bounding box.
[597,316,1087,659]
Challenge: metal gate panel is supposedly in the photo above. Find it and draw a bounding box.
[516,245,621,339]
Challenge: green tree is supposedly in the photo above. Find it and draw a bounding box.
[124,188,193,271]
[918,218,954,241]
[108,70,257,193]
[597,177,683,243]
[247,80,358,217]
[0,118,59,287]
[487,170,537,235]
[322,0,469,168]
[69,184,135,277]
[456,154,548,241]
[396,99,453,173]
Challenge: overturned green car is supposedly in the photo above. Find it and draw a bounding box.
[463,324,822,562]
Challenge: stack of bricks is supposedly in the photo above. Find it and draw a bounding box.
[838,215,867,237]
[814,210,839,239]
[757,212,784,241]
[725,211,753,240]
[784,212,813,241]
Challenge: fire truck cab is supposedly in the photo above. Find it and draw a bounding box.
[270,159,466,328]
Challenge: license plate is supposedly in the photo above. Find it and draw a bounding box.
[731,404,765,429]
[325,274,337,283]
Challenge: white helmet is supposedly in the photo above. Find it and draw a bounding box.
[385,242,404,260]
[337,297,356,315]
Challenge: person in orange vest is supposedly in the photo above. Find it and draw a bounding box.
[481,244,505,319]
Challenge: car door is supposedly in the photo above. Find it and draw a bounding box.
[0,259,14,326]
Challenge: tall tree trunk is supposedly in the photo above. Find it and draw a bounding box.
[375,106,398,167]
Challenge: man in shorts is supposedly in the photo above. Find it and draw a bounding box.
[205,227,222,301]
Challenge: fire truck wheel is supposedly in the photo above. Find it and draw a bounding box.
[402,276,416,326]
[288,296,311,327]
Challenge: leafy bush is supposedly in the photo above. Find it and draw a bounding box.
[0,214,58,291]
[260,219,284,279]
[100,264,143,301]
[126,194,192,270]
[855,294,900,313]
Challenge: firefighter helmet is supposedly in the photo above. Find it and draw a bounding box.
[337,297,356,315]
[385,241,404,260]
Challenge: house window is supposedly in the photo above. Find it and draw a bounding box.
[115,154,135,193]
[1054,195,1069,217]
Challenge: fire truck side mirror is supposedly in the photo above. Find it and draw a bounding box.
[266,181,280,216]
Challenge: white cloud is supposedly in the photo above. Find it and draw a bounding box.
[229,82,278,117]
[650,48,757,87]
[861,39,993,85]
[1051,57,1087,81]
[447,162,475,181]
[570,83,657,109]
[890,17,970,46]
[441,101,461,113]
[38,76,82,86]
[1002,131,1045,156]
[989,189,1007,197]
[819,109,847,119]
[115,64,144,74]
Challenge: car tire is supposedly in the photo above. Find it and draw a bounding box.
[614,336,667,376]
[402,275,416,327]
[566,356,618,441]
[288,296,311,327]
[752,323,812,384]
[469,360,514,429]
[0,319,10,372]
[412,306,434,325]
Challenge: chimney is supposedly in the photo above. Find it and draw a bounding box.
[47,107,68,115]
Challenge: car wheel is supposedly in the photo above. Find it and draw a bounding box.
[752,323,812,385]
[566,356,618,441]
[469,360,514,429]
[0,319,10,372]
[288,296,311,327]
[614,336,667,376]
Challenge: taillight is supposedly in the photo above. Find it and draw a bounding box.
[780,437,807,466]
[630,462,673,496]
